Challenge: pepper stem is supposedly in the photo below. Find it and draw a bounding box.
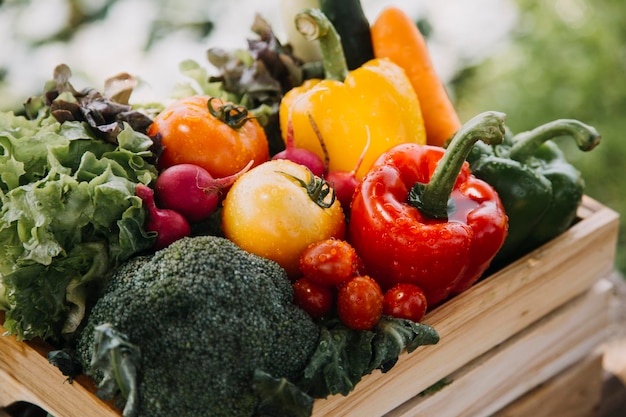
[295,8,349,81]
[409,111,506,219]
[508,119,601,162]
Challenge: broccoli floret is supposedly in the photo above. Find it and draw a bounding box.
[75,235,320,417]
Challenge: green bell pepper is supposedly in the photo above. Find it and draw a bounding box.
[465,119,601,268]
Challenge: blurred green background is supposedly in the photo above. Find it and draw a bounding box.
[1,0,624,274]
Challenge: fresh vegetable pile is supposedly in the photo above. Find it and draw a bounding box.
[0,2,601,417]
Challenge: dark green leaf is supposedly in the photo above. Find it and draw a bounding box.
[253,369,314,417]
[47,348,83,382]
[297,322,374,398]
[297,317,439,399]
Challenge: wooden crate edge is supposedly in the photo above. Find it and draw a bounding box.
[387,279,613,417]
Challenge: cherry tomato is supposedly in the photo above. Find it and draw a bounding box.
[299,238,358,287]
[222,159,346,278]
[337,275,383,330]
[292,277,335,319]
[383,283,428,323]
[148,95,269,178]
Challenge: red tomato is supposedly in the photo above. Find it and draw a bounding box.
[299,238,358,287]
[148,95,269,179]
[292,277,335,319]
[383,283,428,323]
[337,275,383,330]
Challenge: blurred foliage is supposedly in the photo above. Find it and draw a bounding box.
[451,0,626,274]
[3,0,215,50]
[29,0,121,45]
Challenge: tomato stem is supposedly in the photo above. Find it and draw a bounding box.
[278,168,336,209]
[409,111,506,219]
[207,97,253,129]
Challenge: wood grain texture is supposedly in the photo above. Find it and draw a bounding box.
[388,280,612,417]
[495,353,604,417]
[0,316,118,416]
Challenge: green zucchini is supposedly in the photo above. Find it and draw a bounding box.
[319,0,374,70]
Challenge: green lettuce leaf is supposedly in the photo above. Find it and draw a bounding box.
[0,110,157,341]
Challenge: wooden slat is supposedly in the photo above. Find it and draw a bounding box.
[494,353,604,417]
[0,311,120,416]
[388,279,613,417]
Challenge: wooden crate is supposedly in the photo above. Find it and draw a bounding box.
[389,279,613,417]
[495,352,605,417]
[0,314,118,417]
[0,196,620,417]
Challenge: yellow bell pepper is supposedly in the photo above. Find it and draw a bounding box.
[279,8,426,179]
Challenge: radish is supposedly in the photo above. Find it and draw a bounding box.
[273,88,328,177]
[155,161,253,223]
[326,127,371,211]
[135,183,191,250]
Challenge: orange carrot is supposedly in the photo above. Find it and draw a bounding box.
[371,6,462,147]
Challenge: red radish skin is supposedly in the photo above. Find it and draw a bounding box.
[326,170,359,211]
[136,183,191,250]
[273,89,327,176]
[155,161,253,223]
[326,128,370,210]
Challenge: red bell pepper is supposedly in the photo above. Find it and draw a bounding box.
[349,111,509,307]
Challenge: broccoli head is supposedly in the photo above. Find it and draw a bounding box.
[76,235,320,417]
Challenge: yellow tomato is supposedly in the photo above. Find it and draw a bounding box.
[222,159,346,278]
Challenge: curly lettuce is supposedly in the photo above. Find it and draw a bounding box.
[0,111,156,341]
